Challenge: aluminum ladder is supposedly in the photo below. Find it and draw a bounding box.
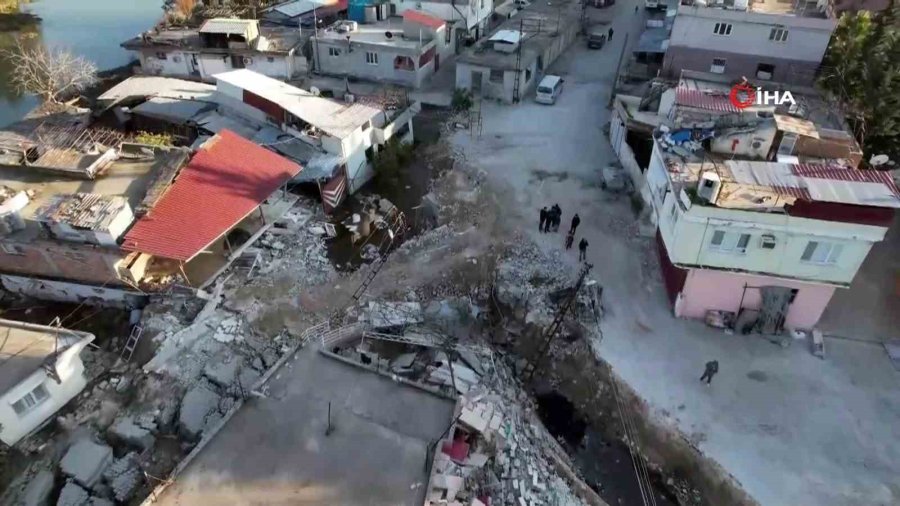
[121,325,143,362]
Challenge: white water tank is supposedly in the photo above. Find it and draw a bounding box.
[0,191,29,236]
[697,172,722,204]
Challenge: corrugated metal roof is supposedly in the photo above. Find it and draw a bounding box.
[132,97,214,122]
[675,88,739,113]
[98,77,215,104]
[34,193,130,231]
[403,10,446,29]
[489,30,522,44]
[121,130,302,261]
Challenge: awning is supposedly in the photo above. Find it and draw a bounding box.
[122,129,302,261]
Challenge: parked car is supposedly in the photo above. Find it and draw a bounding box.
[587,30,607,49]
[535,75,564,105]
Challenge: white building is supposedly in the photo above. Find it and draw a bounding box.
[122,18,307,82]
[0,320,94,446]
[213,69,419,194]
[645,132,898,330]
[311,12,453,88]
[387,0,494,47]
[455,0,581,104]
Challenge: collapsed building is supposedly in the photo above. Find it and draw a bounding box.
[0,115,300,306]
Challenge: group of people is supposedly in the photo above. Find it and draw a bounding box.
[539,205,589,261]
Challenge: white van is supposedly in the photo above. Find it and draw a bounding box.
[535,75,564,105]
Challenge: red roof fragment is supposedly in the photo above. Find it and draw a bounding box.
[675,88,740,113]
[122,129,301,261]
[403,9,445,30]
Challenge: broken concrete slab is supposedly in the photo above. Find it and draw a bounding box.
[391,352,418,372]
[178,385,221,440]
[56,481,90,506]
[102,453,142,503]
[108,417,154,451]
[203,357,242,388]
[19,469,54,506]
[59,439,113,488]
[212,317,242,344]
[365,301,424,328]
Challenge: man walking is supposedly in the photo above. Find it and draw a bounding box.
[565,230,575,250]
[578,238,589,261]
[700,360,719,385]
[570,213,581,234]
[540,206,548,233]
[608,26,614,41]
[551,204,561,232]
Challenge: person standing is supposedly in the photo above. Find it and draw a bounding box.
[570,213,581,234]
[700,360,719,385]
[608,26,614,41]
[540,206,548,233]
[578,238,589,261]
[565,230,574,250]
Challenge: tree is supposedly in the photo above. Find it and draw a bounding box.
[818,7,900,165]
[3,41,97,103]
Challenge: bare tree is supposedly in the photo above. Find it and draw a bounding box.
[3,41,97,103]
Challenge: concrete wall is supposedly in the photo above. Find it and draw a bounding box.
[137,49,302,81]
[390,0,493,32]
[313,38,437,88]
[1,275,146,308]
[675,267,837,329]
[0,337,92,445]
[0,239,128,287]
[663,7,834,85]
[455,60,537,104]
[646,142,887,286]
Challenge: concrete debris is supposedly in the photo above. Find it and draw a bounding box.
[102,453,143,502]
[56,481,89,506]
[19,469,54,506]
[108,417,155,451]
[178,384,222,440]
[203,356,242,388]
[59,439,113,488]
[212,317,242,344]
[365,301,424,328]
[428,361,481,394]
[391,352,418,372]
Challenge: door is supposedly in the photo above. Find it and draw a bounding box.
[471,71,482,94]
[435,54,440,72]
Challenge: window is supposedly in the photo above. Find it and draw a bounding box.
[709,230,751,254]
[172,55,182,63]
[394,55,415,71]
[481,0,485,8]
[801,241,843,265]
[710,58,727,74]
[445,26,452,44]
[769,27,789,42]
[267,56,275,63]
[713,23,732,36]
[328,47,341,57]
[155,52,168,60]
[11,383,50,416]
[489,69,504,83]
[760,234,777,249]
[231,54,245,69]
[365,51,379,65]
[1,243,24,256]
[756,63,775,80]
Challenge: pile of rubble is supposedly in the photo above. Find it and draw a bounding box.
[426,363,591,506]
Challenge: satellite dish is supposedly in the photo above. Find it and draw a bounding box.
[385,31,393,39]
[310,86,321,96]
[870,154,890,166]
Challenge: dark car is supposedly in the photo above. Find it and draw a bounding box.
[587,31,606,49]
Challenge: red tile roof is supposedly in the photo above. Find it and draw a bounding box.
[403,9,445,30]
[122,129,301,261]
[675,88,740,113]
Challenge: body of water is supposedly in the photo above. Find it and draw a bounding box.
[0,0,163,127]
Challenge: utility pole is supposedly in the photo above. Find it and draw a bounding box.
[522,262,593,381]
[607,32,629,108]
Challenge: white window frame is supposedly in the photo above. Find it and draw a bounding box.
[710,58,727,74]
[365,51,379,65]
[769,27,789,42]
[11,383,50,416]
[709,230,751,254]
[800,241,843,265]
[328,47,341,57]
[713,23,732,36]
